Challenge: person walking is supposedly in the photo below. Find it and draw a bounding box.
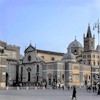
[72,86,77,100]
[94,85,97,92]
[92,86,94,92]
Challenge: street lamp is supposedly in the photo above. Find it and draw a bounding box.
[93,19,100,94]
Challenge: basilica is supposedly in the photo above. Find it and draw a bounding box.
[0,25,100,88]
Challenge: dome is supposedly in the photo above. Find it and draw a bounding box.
[96,45,100,52]
[62,49,76,62]
[68,39,82,48]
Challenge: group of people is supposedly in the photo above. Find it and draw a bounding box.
[86,85,97,92]
[71,85,99,100]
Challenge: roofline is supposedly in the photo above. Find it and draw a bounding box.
[37,49,64,56]
[83,50,100,53]
[7,59,18,62]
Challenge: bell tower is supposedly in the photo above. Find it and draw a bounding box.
[84,24,95,51]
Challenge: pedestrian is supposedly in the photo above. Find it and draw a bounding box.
[62,85,64,90]
[88,86,91,92]
[68,85,70,90]
[72,86,77,100]
[58,84,60,89]
[94,85,97,92]
[86,86,88,92]
[92,86,94,92]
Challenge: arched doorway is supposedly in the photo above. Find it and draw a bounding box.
[27,67,31,82]
[48,73,52,85]
[28,72,30,82]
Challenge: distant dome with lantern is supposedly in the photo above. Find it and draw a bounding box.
[61,49,76,62]
[68,39,83,48]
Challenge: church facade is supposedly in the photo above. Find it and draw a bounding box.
[18,44,45,86]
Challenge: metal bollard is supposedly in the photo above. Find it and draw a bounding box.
[35,87,37,90]
[6,86,9,90]
[43,86,45,90]
[17,87,19,90]
[26,87,29,90]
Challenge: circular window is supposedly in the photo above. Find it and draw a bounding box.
[28,55,31,61]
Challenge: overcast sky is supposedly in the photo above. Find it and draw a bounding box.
[0,0,100,54]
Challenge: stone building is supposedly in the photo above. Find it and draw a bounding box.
[2,24,100,88]
[43,61,65,86]
[81,25,100,85]
[43,48,91,87]
[0,40,20,88]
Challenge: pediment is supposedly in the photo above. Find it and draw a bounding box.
[25,44,36,52]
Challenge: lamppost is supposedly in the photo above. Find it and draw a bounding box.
[93,19,100,94]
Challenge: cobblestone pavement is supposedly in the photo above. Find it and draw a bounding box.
[0,88,100,100]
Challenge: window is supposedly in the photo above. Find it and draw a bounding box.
[62,74,64,80]
[93,55,95,58]
[28,55,31,61]
[27,67,31,72]
[88,60,91,65]
[48,65,52,69]
[97,55,99,59]
[89,76,90,79]
[73,74,79,80]
[98,61,99,65]
[93,74,95,78]
[83,60,85,64]
[88,61,90,65]
[51,57,55,61]
[83,55,86,58]
[94,61,95,65]
[0,49,4,53]
[87,55,91,58]
[37,65,39,72]
[74,66,79,70]
[74,50,77,54]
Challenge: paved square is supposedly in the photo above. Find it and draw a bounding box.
[0,88,100,100]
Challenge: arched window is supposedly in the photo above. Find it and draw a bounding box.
[37,65,39,72]
[94,61,95,65]
[89,76,90,80]
[74,50,77,54]
[62,74,64,80]
[98,61,99,65]
[27,67,31,82]
[51,57,55,61]
[28,72,30,82]
[21,67,23,81]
